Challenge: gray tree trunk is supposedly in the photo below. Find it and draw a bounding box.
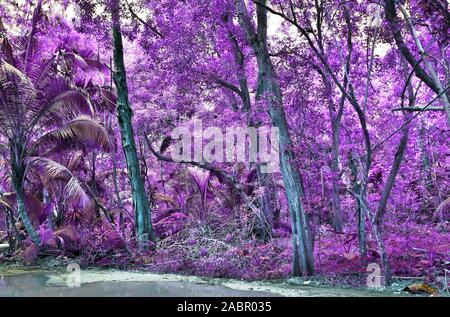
[418,122,432,192]
[376,116,411,227]
[222,17,276,241]
[348,151,367,259]
[255,164,274,241]
[111,0,154,247]
[236,0,314,276]
[320,73,344,233]
[330,120,343,232]
[10,142,41,247]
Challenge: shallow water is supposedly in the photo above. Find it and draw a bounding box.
[0,269,404,297]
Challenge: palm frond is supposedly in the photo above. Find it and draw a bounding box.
[62,51,108,75]
[67,150,83,171]
[0,37,15,66]
[188,167,211,220]
[0,142,8,158]
[0,59,32,82]
[98,87,117,112]
[26,157,92,209]
[24,0,44,74]
[0,195,11,209]
[28,77,94,129]
[32,115,114,153]
[0,58,36,131]
[64,177,91,209]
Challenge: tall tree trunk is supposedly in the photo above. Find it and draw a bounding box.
[376,116,411,227]
[236,0,314,276]
[222,15,276,241]
[255,164,274,241]
[348,151,367,259]
[330,120,343,232]
[368,216,391,286]
[112,152,125,232]
[418,121,432,192]
[111,0,154,247]
[10,143,41,247]
[367,120,410,287]
[371,69,413,285]
[314,66,346,233]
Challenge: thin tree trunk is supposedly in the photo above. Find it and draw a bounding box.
[10,143,40,247]
[236,0,314,276]
[255,164,274,241]
[371,61,415,285]
[368,212,391,286]
[418,121,432,192]
[348,151,367,259]
[42,187,54,229]
[111,0,154,247]
[55,186,65,227]
[312,48,347,233]
[367,120,410,286]
[2,204,19,253]
[330,120,343,232]
[221,15,276,241]
[428,135,443,208]
[376,115,411,227]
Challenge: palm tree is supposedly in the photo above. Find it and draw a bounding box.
[0,58,113,247]
[0,1,112,246]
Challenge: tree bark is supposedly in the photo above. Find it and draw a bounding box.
[330,119,343,232]
[236,0,314,276]
[317,70,345,233]
[221,14,276,241]
[376,116,411,227]
[255,164,274,241]
[371,63,414,285]
[368,217,391,286]
[111,0,154,247]
[10,142,41,247]
[418,121,432,192]
[348,151,367,259]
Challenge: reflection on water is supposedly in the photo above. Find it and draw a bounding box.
[0,270,405,297]
[0,272,278,297]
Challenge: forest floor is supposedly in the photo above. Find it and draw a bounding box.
[1,221,449,296]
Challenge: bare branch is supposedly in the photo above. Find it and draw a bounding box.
[372,86,449,152]
[125,0,163,38]
[392,107,445,112]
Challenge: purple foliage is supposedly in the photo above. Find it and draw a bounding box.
[0,0,448,288]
